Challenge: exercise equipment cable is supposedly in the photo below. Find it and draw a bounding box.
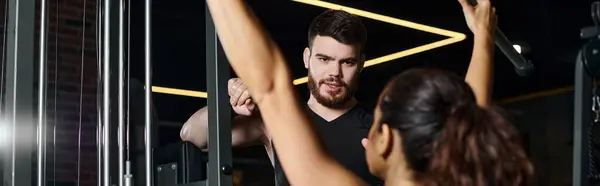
[95,0,103,184]
[126,0,131,166]
[52,0,60,185]
[76,0,89,183]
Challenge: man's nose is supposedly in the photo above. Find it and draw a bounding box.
[326,62,342,77]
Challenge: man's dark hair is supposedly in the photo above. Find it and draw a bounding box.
[307,9,367,52]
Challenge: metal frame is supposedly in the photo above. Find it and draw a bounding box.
[205,2,233,186]
[2,0,36,185]
[573,48,592,186]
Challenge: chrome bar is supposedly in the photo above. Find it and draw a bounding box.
[102,0,111,184]
[96,0,104,185]
[37,0,49,183]
[144,0,153,184]
[118,0,126,184]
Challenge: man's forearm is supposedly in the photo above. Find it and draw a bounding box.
[181,106,267,150]
[465,32,494,107]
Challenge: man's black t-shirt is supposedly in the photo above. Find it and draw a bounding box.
[272,104,382,186]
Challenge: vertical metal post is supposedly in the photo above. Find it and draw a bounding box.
[3,0,36,185]
[205,3,232,186]
[102,0,112,184]
[37,0,50,183]
[573,50,591,186]
[121,0,133,185]
[144,0,153,184]
[118,0,126,184]
[97,0,105,185]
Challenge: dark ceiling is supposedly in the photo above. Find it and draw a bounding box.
[129,0,593,123]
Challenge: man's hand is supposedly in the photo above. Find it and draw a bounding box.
[459,0,497,36]
[228,78,256,116]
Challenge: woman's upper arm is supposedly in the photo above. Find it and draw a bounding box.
[465,34,494,108]
[318,163,369,186]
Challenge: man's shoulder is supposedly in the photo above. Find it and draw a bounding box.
[353,103,373,118]
[352,102,374,128]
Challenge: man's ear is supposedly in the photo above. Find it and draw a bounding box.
[303,47,310,69]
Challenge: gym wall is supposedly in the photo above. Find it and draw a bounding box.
[502,91,580,186]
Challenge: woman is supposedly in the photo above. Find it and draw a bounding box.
[205,0,533,185]
[363,69,533,186]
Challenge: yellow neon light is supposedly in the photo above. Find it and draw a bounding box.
[152,86,208,98]
[152,0,467,98]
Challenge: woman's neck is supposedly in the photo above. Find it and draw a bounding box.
[384,165,420,186]
[386,179,419,186]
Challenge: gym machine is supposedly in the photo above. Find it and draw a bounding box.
[574,2,600,186]
[153,3,233,186]
[100,0,234,185]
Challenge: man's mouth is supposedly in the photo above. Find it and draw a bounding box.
[323,83,343,93]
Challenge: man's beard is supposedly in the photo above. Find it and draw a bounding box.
[307,71,357,109]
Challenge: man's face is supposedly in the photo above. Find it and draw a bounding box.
[304,35,363,108]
